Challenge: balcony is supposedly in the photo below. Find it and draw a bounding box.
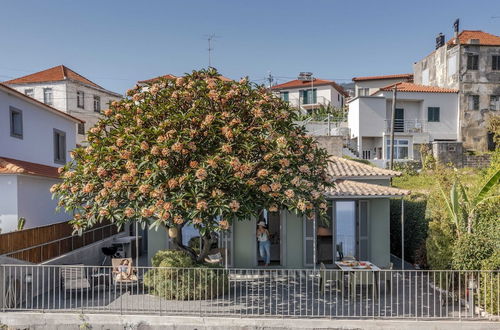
[384,119,427,134]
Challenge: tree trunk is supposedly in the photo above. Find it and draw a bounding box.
[467,211,474,234]
[196,231,218,263]
[168,224,197,260]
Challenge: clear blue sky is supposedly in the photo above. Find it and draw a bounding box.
[1,0,499,93]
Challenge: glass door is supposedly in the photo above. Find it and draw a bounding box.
[335,201,356,259]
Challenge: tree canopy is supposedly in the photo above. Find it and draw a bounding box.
[52,69,332,258]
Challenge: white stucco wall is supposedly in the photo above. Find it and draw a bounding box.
[275,84,344,108]
[9,82,68,112]
[0,88,77,167]
[354,78,411,96]
[0,175,18,234]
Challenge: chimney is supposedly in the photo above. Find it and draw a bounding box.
[435,33,445,49]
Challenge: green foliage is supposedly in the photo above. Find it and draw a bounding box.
[296,104,346,121]
[480,251,500,315]
[143,250,228,300]
[451,233,494,270]
[52,68,332,247]
[390,197,428,265]
[391,161,421,176]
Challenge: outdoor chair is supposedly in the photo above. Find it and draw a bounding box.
[111,258,139,289]
[380,262,394,292]
[60,264,91,296]
[349,270,378,298]
[319,262,344,295]
[204,248,227,265]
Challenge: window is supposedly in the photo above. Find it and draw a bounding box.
[490,95,500,110]
[43,88,53,105]
[468,95,480,110]
[24,89,34,98]
[53,129,66,164]
[279,91,289,102]
[467,54,479,70]
[362,150,371,159]
[93,95,101,112]
[78,123,85,135]
[300,89,317,104]
[335,201,356,258]
[358,88,369,96]
[9,107,23,139]
[77,91,85,109]
[386,139,409,160]
[493,55,500,71]
[427,107,440,122]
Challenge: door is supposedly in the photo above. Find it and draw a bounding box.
[303,216,315,267]
[358,201,369,261]
[395,108,404,132]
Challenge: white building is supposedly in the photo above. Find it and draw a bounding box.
[4,65,122,145]
[348,82,459,167]
[271,77,348,112]
[352,73,413,97]
[0,83,82,233]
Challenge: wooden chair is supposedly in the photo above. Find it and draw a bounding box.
[60,265,91,296]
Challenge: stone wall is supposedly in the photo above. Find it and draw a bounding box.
[464,153,491,168]
[431,141,464,167]
[314,135,343,157]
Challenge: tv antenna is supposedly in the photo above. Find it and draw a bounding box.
[205,34,219,68]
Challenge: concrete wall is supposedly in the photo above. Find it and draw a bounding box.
[0,175,18,233]
[314,135,343,157]
[0,88,77,167]
[17,175,70,230]
[432,141,464,167]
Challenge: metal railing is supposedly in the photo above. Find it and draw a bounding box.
[385,119,427,133]
[1,265,498,320]
[1,223,121,264]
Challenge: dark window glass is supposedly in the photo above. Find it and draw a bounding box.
[279,91,289,102]
[93,95,101,112]
[77,91,85,109]
[53,129,66,164]
[10,107,23,138]
[467,54,479,70]
[78,123,85,135]
[469,95,480,110]
[492,55,500,70]
[427,107,440,122]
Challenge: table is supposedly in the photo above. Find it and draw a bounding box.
[335,261,380,299]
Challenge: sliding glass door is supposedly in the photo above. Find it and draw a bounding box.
[335,201,356,259]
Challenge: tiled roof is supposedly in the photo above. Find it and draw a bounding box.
[326,156,401,178]
[138,74,232,84]
[3,65,104,89]
[352,73,413,82]
[325,179,410,198]
[0,83,84,123]
[0,157,60,179]
[376,82,458,94]
[448,30,500,46]
[271,78,349,97]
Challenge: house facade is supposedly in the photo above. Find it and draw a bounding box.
[271,78,348,112]
[147,157,408,269]
[0,83,82,233]
[352,74,413,97]
[413,30,500,151]
[348,82,459,166]
[4,65,122,145]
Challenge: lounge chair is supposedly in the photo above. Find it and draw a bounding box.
[204,248,227,265]
[60,264,91,295]
[111,258,138,287]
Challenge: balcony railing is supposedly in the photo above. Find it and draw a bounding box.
[1,264,498,320]
[385,119,427,134]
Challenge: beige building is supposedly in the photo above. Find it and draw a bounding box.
[413,30,500,151]
[352,73,413,97]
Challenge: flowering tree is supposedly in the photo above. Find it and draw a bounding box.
[52,69,332,262]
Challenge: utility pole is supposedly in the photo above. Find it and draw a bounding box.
[389,85,397,170]
[206,34,217,68]
[267,71,274,89]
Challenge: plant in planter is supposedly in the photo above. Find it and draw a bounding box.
[52,68,332,262]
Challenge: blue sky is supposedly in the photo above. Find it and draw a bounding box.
[1,0,499,93]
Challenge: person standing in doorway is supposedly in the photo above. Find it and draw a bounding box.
[256,221,271,266]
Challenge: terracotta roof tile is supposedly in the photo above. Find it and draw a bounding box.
[352,73,413,82]
[0,83,83,123]
[376,82,458,94]
[448,30,500,46]
[3,65,103,89]
[0,157,60,178]
[138,74,232,84]
[325,179,410,197]
[326,156,401,178]
[271,78,349,97]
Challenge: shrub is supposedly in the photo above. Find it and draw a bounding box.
[451,233,494,271]
[391,161,421,176]
[426,215,455,270]
[342,155,372,166]
[390,197,428,265]
[144,250,228,300]
[480,251,500,315]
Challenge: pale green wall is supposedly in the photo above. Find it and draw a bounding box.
[284,212,303,268]
[147,225,169,266]
[233,217,257,268]
[368,198,391,267]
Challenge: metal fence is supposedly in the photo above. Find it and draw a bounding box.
[1,265,498,320]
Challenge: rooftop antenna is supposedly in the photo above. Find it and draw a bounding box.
[205,34,219,68]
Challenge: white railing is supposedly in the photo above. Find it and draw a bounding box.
[385,120,427,134]
[1,265,498,320]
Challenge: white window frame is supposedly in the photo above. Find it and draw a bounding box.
[386,139,410,160]
[53,129,66,164]
[77,91,85,109]
[490,95,500,110]
[10,107,23,139]
[24,88,34,98]
[43,88,53,105]
[93,95,101,112]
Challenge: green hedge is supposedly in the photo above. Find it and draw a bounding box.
[143,250,228,300]
[480,251,500,315]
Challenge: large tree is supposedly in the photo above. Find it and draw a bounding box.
[52,69,332,261]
